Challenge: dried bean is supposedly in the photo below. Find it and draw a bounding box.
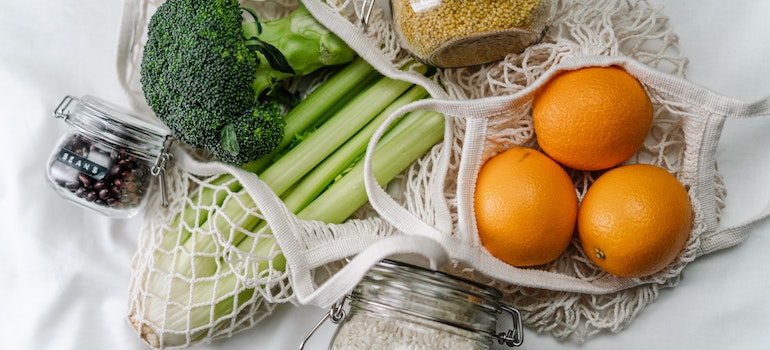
[109,165,122,176]
[78,173,92,187]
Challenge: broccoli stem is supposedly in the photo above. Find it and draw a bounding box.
[242,4,356,98]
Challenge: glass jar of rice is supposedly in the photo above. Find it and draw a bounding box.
[388,0,556,68]
[305,259,524,349]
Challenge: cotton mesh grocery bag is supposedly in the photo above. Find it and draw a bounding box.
[117,0,770,348]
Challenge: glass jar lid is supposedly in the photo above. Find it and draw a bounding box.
[350,259,523,346]
[54,95,171,162]
[365,259,503,307]
[355,260,500,332]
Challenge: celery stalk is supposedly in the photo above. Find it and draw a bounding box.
[234,95,435,245]
[258,70,423,196]
[296,109,445,223]
[280,85,429,213]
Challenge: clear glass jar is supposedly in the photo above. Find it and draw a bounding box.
[306,259,523,349]
[45,95,172,219]
[387,0,556,68]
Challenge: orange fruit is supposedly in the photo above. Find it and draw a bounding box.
[532,66,654,171]
[577,164,692,278]
[474,147,578,267]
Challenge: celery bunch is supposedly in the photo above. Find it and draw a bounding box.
[129,57,445,348]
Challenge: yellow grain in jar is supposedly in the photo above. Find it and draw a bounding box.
[391,0,555,68]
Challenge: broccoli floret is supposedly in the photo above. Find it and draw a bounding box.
[140,0,355,164]
[217,100,283,164]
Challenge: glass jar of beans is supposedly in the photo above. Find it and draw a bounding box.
[387,0,556,67]
[301,259,524,349]
[46,95,172,219]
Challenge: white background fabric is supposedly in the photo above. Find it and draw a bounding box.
[1,0,769,349]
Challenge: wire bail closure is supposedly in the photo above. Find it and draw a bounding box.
[359,0,375,30]
[151,136,174,207]
[498,305,524,347]
[53,95,76,120]
[299,296,348,349]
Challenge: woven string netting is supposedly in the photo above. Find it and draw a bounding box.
[122,0,729,346]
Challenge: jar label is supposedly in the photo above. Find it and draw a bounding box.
[409,0,441,13]
[57,149,108,180]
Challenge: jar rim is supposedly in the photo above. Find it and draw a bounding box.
[56,95,171,161]
[375,259,503,301]
[347,259,507,340]
[78,95,170,136]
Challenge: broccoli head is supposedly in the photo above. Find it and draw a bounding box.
[140,0,355,164]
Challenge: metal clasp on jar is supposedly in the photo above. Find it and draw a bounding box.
[299,297,348,350]
[359,0,376,30]
[53,95,76,120]
[498,305,524,347]
[151,135,174,207]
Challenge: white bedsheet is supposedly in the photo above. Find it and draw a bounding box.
[1,1,769,349]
